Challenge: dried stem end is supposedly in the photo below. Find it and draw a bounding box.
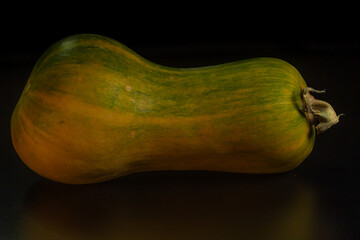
[301,87,344,134]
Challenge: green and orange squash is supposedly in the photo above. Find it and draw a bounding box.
[11,34,342,184]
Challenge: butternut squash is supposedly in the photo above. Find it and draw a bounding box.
[11,34,342,184]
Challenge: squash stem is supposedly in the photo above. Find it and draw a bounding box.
[301,87,343,134]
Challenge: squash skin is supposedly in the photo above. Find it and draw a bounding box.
[11,34,315,184]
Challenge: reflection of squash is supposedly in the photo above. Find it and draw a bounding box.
[19,175,317,240]
[11,34,317,184]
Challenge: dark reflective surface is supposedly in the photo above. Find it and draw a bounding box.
[19,173,316,240]
[2,38,360,240]
[7,169,360,240]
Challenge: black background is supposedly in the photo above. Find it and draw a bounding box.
[2,7,360,240]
